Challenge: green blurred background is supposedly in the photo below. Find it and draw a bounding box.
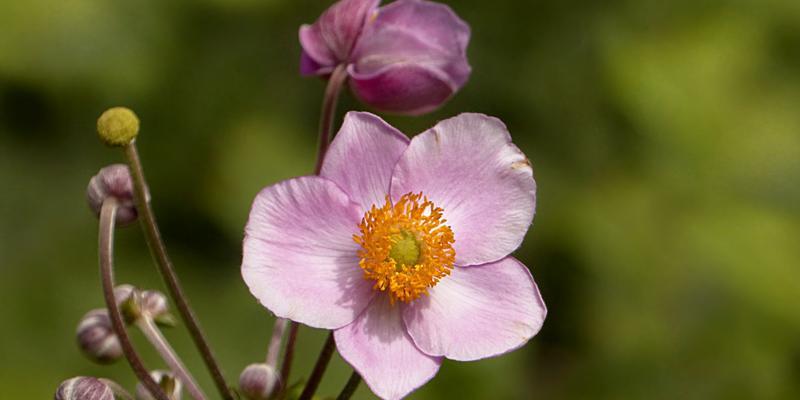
[1,0,799,398]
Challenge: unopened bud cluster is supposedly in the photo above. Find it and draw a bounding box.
[77,285,173,364]
[117,285,174,325]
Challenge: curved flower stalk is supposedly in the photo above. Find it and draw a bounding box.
[242,112,547,399]
[300,0,471,115]
[91,108,232,400]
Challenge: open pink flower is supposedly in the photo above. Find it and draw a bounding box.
[300,0,471,115]
[242,112,546,399]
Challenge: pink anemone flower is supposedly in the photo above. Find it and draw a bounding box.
[242,112,546,399]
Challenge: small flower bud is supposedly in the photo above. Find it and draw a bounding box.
[87,164,138,226]
[239,363,280,400]
[136,370,182,400]
[115,284,136,304]
[76,309,122,364]
[55,376,114,400]
[117,285,176,325]
[115,284,149,323]
[97,106,139,147]
[141,290,169,318]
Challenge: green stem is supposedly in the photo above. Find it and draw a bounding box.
[298,333,336,400]
[124,143,233,400]
[336,372,361,400]
[99,198,169,400]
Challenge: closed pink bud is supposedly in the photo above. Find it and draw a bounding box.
[300,0,471,115]
[55,377,114,400]
[238,363,279,400]
[76,309,122,364]
[87,164,138,226]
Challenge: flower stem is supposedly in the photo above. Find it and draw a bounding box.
[298,333,336,400]
[280,322,300,385]
[312,63,349,174]
[136,316,208,400]
[280,63,349,395]
[124,143,233,400]
[99,198,169,400]
[266,318,288,367]
[336,372,361,400]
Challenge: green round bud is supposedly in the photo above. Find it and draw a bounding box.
[97,107,139,147]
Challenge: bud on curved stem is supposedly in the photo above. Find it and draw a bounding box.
[76,309,123,364]
[55,377,114,400]
[99,197,170,400]
[87,164,139,226]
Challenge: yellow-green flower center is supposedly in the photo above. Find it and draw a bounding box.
[388,230,421,271]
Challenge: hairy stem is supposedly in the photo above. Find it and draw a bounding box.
[312,63,349,174]
[99,198,169,400]
[266,318,288,368]
[124,143,233,400]
[336,372,362,400]
[298,333,336,400]
[136,316,208,400]
[280,322,300,385]
[281,63,349,395]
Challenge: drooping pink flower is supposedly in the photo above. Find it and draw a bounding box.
[242,112,546,399]
[300,0,471,115]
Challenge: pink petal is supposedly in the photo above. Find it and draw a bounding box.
[404,257,546,361]
[242,176,374,329]
[348,0,471,114]
[320,112,409,211]
[299,0,379,73]
[348,64,457,116]
[300,48,335,76]
[390,113,536,266]
[353,0,469,81]
[335,297,441,400]
[299,24,337,75]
